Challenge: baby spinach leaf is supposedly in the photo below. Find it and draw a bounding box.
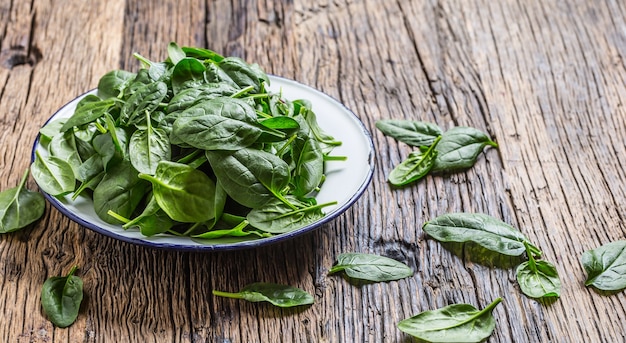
[139,161,216,223]
[93,160,149,224]
[171,57,207,94]
[376,119,443,147]
[60,98,115,132]
[516,260,561,299]
[246,196,334,234]
[41,266,83,328]
[219,57,267,92]
[328,253,413,282]
[397,298,502,343]
[431,126,498,173]
[516,242,561,299]
[122,195,174,237]
[167,42,186,65]
[423,213,541,257]
[299,104,341,147]
[49,131,83,178]
[120,81,168,126]
[212,283,314,308]
[206,148,291,209]
[581,240,626,291]
[388,136,441,186]
[31,150,76,196]
[291,133,324,197]
[172,97,262,151]
[39,118,66,141]
[129,114,171,175]
[98,70,136,99]
[0,169,45,233]
[166,83,239,113]
[181,46,224,62]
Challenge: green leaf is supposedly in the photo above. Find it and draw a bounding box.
[206,148,291,209]
[60,97,115,132]
[120,81,168,126]
[328,253,413,282]
[93,159,149,224]
[31,150,76,196]
[291,132,324,197]
[166,83,239,113]
[247,196,333,234]
[0,169,45,233]
[172,97,262,151]
[581,240,626,291]
[218,57,268,92]
[431,126,498,173]
[97,70,136,99]
[167,42,186,65]
[41,266,84,328]
[49,130,83,178]
[122,195,174,237]
[423,213,542,257]
[388,136,441,186]
[213,283,314,308]
[139,161,216,223]
[376,119,443,147]
[171,57,207,94]
[129,116,171,175]
[398,298,502,343]
[516,260,561,299]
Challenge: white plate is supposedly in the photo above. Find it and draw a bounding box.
[31,75,374,251]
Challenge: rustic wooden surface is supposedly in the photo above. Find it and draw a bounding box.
[1,0,626,342]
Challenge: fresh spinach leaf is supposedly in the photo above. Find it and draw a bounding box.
[93,159,149,224]
[171,57,207,94]
[219,57,268,92]
[291,131,324,196]
[41,266,83,328]
[129,113,171,175]
[212,282,314,308]
[431,126,498,173]
[516,243,561,299]
[167,42,186,65]
[120,81,168,126]
[376,119,443,147]
[31,150,76,196]
[246,196,334,234]
[49,131,83,178]
[206,148,291,209]
[60,98,115,132]
[397,298,502,343]
[0,169,45,233]
[423,213,541,257]
[328,253,413,282]
[139,161,216,223]
[97,70,136,99]
[120,195,174,237]
[172,97,262,151]
[581,240,626,291]
[388,136,441,186]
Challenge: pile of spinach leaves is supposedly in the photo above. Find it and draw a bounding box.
[376,119,498,186]
[32,42,342,241]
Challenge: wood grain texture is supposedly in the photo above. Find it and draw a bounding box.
[1,0,626,342]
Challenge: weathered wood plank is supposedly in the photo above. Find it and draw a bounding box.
[1,0,626,342]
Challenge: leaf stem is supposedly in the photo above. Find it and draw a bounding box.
[106,210,130,224]
[230,85,255,98]
[212,290,244,299]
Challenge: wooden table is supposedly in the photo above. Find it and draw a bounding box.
[2,0,626,341]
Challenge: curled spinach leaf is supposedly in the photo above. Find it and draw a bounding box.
[41,266,84,328]
[581,240,626,291]
[516,243,561,299]
[213,282,314,308]
[0,169,45,233]
[397,298,502,343]
[328,253,413,282]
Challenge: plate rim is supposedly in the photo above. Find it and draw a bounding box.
[31,75,375,252]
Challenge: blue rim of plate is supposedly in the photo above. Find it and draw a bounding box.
[31,75,375,252]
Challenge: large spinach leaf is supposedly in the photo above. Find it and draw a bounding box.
[582,240,626,291]
[0,169,45,233]
[212,283,314,308]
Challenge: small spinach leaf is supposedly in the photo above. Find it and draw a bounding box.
[60,98,115,132]
[31,150,76,196]
[0,169,45,233]
[388,136,441,186]
[328,253,413,282]
[98,70,136,99]
[581,240,626,291]
[129,113,171,175]
[246,196,334,234]
[516,243,561,298]
[212,283,314,308]
[41,266,84,328]
[431,126,498,173]
[93,160,149,224]
[397,298,502,343]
